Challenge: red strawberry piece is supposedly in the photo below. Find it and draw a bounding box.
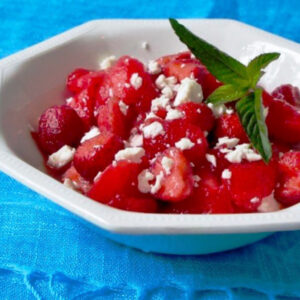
[38,105,84,154]
[66,68,90,93]
[177,102,215,132]
[263,91,300,144]
[62,165,92,194]
[97,99,133,139]
[66,88,95,130]
[150,147,194,202]
[278,151,300,177]
[88,160,142,203]
[73,132,123,180]
[214,113,249,143]
[272,84,300,107]
[156,51,191,69]
[167,119,208,165]
[109,56,158,112]
[164,170,233,214]
[164,58,222,98]
[224,160,277,212]
[275,176,300,206]
[95,72,112,109]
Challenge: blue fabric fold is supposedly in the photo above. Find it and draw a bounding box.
[1,0,300,299]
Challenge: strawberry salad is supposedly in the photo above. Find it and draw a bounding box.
[32,20,300,214]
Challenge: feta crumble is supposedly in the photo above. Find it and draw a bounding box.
[80,126,100,143]
[47,145,75,169]
[165,109,184,120]
[145,111,159,120]
[142,121,165,138]
[175,138,195,150]
[206,154,217,167]
[161,156,174,175]
[155,74,177,90]
[138,169,154,193]
[151,96,170,111]
[128,134,143,147]
[221,169,232,179]
[224,143,262,163]
[99,55,116,70]
[216,137,240,149]
[148,60,161,75]
[114,147,145,163]
[130,73,143,90]
[207,103,233,118]
[173,78,203,106]
[119,101,129,115]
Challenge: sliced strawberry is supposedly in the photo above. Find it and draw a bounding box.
[278,151,300,177]
[97,99,133,139]
[263,91,300,144]
[167,119,208,165]
[214,113,249,143]
[66,88,95,130]
[224,160,277,212]
[177,102,215,132]
[38,105,84,154]
[156,51,191,69]
[275,176,300,206]
[62,165,92,194]
[73,132,123,180]
[109,56,158,112]
[272,84,300,107]
[66,68,90,93]
[150,148,194,202]
[88,160,142,203]
[95,72,112,109]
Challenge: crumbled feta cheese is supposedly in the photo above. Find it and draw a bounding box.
[63,178,78,190]
[128,134,143,147]
[148,60,161,75]
[142,121,165,138]
[80,126,100,143]
[138,169,155,193]
[257,193,280,212]
[93,171,102,183]
[100,55,116,70]
[155,74,177,90]
[206,154,217,167]
[216,137,240,149]
[145,111,159,120]
[224,143,262,163]
[207,103,233,118]
[130,73,143,90]
[151,96,170,111]
[165,109,184,121]
[161,86,174,98]
[175,138,195,150]
[161,157,174,175]
[119,101,129,115]
[173,78,203,106]
[221,169,232,179]
[115,147,145,163]
[47,145,75,169]
[141,41,149,50]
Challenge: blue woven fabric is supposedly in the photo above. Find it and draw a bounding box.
[1,0,300,299]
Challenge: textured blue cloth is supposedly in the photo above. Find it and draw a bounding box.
[1,0,300,299]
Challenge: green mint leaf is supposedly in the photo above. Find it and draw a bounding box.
[169,18,250,86]
[206,84,248,105]
[236,88,272,162]
[247,52,280,87]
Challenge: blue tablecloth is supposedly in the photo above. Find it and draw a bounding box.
[1,1,300,299]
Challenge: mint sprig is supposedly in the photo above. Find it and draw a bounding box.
[169,18,280,163]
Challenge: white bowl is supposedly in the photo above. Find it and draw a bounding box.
[0,19,300,255]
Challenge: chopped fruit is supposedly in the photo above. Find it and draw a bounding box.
[167,119,208,165]
[97,99,133,139]
[224,161,277,212]
[275,176,300,206]
[66,68,90,93]
[62,165,92,194]
[66,88,95,130]
[38,105,84,154]
[88,160,142,203]
[214,113,249,143]
[156,51,191,69]
[150,148,194,202]
[177,102,215,132]
[278,151,300,177]
[272,84,300,107]
[73,133,123,180]
[263,91,300,144]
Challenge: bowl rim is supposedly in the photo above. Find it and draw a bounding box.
[1,19,300,235]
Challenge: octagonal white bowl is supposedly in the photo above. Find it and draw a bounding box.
[0,19,300,255]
